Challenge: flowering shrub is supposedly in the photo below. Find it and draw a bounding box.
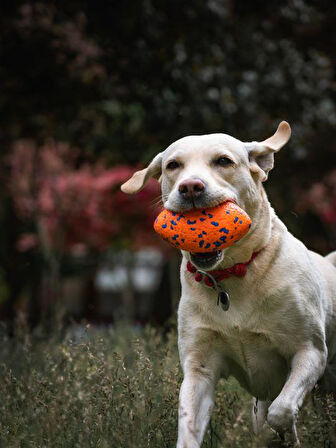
[304,170,336,226]
[295,169,336,229]
[8,140,162,256]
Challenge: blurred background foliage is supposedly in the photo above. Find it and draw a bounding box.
[0,0,335,329]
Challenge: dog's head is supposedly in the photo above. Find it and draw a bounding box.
[121,122,291,269]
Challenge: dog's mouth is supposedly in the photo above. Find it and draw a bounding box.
[190,251,222,270]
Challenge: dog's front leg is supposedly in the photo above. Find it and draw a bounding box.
[267,343,327,440]
[177,355,220,448]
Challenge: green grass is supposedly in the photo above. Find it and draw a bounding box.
[0,322,334,447]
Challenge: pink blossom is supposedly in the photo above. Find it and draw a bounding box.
[8,139,163,255]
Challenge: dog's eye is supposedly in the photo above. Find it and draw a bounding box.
[166,160,180,170]
[215,156,234,167]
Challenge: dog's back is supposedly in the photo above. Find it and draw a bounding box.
[326,250,336,267]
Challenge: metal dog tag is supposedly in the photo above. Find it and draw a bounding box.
[217,289,230,311]
[197,269,230,312]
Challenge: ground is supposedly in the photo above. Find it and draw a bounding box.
[0,322,334,447]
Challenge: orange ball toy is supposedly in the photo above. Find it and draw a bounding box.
[154,202,251,253]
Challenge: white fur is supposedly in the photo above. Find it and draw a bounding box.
[121,122,336,447]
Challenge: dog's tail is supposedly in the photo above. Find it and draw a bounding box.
[325,250,336,267]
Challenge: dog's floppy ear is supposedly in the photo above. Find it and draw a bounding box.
[121,152,163,194]
[246,121,291,182]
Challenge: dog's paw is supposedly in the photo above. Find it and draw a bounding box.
[176,437,200,448]
[267,399,298,433]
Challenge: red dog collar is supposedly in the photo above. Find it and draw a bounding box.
[186,250,261,287]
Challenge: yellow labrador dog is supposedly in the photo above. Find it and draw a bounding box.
[121,122,336,446]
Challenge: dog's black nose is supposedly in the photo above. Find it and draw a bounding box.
[178,178,205,199]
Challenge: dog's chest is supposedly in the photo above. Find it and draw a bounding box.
[221,328,288,400]
[194,291,289,399]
